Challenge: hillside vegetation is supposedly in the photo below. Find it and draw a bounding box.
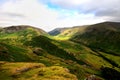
[0,61,77,80]
[49,26,87,40]
[0,22,120,80]
[71,22,120,55]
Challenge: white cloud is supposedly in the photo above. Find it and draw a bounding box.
[0,0,106,31]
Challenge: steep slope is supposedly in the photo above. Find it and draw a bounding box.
[49,22,120,80]
[71,22,120,55]
[25,36,108,80]
[0,25,49,62]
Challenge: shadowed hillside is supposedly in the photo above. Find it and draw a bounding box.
[71,22,120,55]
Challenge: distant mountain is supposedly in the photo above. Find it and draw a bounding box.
[49,26,88,40]
[48,28,69,36]
[51,22,120,55]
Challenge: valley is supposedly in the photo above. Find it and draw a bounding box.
[0,22,120,80]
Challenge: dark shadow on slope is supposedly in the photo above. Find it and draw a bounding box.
[0,43,32,62]
[71,22,120,56]
[90,49,120,68]
[25,35,85,65]
[101,67,120,80]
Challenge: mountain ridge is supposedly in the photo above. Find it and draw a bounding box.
[49,21,120,36]
[0,25,46,34]
[71,21,120,56]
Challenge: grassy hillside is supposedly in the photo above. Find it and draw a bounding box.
[0,43,32,61]
[0,25,47,43]
[0,61,77,80]
[71,22,120,55]
[49,22,120,80]
[0,25,79,80]
[0,23,120,80]
[0,25,51,62]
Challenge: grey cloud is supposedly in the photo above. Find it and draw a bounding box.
[0,12,26,18]
[95,8,120,16]
[48,0,120,21]
[0,12,27,26]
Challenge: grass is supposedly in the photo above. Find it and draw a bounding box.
[78,53,112,69]
[0,61,77,80]
[99,52,120,67]
[0,43,32,61]
[71,22,120,55]
[0,24,120,80]
[52,40,112,69]
[26,35,85,64]
[52,40,83,53]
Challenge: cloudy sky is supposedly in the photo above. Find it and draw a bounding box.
[0,0,120,31]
